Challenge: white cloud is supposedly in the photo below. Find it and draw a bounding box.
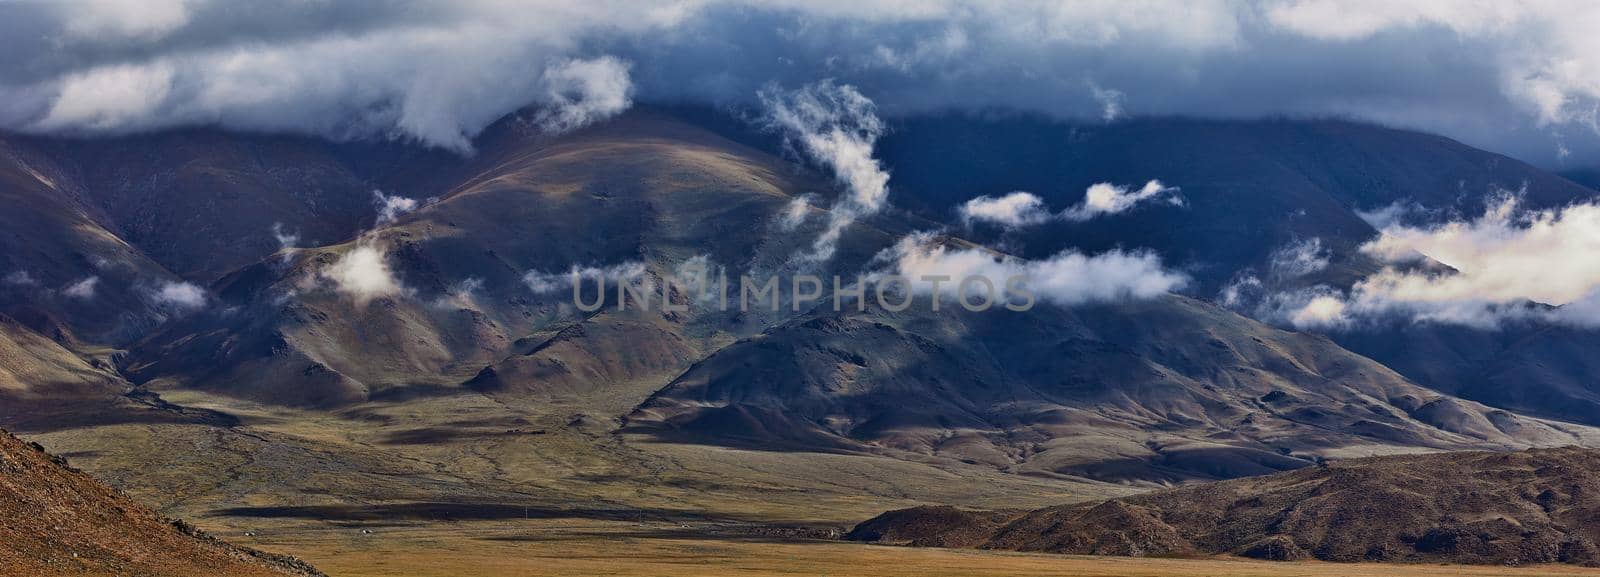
[1268,237,1330,279]
[373,190,418,225]
[322,244,403,305]
[534,56,634,135]
[6,2,1600,162]
[432,277,484,310]
[270,222,300,263]
[63,276,99,299]
[777,194,816,231]
[959,181,1181,229]
[1062,180,1182,222]
[1267,196,1600,329]
[958,191,1052,229]
[35,62,176,132]
[2,270,38,287]
[879,232,1187,306]
[1355,201,1420,230]
[759,81,890,262]
[523,261,646,294]
[1217,273,1262,309]
[58,0,196,41]
[1087,80,1125,122]
[151,280,207,310]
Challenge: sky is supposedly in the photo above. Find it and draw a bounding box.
[2,0,1600,166]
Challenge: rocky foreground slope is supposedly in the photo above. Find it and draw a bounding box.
[0,427,322,577]
[851,447,1600,566]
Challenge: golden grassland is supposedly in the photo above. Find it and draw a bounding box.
[23,389,1600,577]
[241,520,1600,577]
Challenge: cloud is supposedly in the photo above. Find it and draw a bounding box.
[960,180,1181,229]
[150,280,207,310]
[270,222,300,263]
[35,63,177,132]
[1087,80,1125,122]
[878,232,1187,306]
[523,261,646,294]
[958,192,1053,229]
[373,190,419,225]
[322,244,403,305]
[2,270,38,287]
[62,276,99,299]
[5,1,1600,163]
[1217,273,1263,309]
[1268,237,1330,279]
[759,81,890,262]
[1266,195,1600,329]
[432,277,484,310]
[61,0,196,41]
[534,56,634,135]
[777,194,817,231]
[1062,180,1182,221]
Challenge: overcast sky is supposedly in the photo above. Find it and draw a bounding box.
[3,0,1598,166]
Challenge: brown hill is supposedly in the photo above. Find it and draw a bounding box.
[851,447,1600,566]
[629,288,1600,483]
[0,427,322,576]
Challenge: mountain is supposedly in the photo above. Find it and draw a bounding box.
[861,114,1600,429]
[875,115,1598,293]
[0,137,189,347]
[629,283,1600,483]
[120,110,906,407]
[0,427,322,576]
[0,312,126,404]
[850,446,1600,566]
[4,108,1597,486]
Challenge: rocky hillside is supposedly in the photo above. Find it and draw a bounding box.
[851,447,1600,566]
[0,427,322,576]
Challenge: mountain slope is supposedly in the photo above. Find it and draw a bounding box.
[876,115,1598,293]
[123,110,901,407]
[0,138,187,347]
[0,427,322,576]
[0,313,126,403]
[26,131,385,283]
[851,447,1600,566]
[630,286,1600,483]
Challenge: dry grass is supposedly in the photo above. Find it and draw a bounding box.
[24,389,1600,577]
[241,520,1600,577]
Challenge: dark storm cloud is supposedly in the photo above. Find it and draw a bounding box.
[1,1,1597,165]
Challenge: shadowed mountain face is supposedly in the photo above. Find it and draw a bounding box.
[6,108,1600,489]
[121,111,907,407]
[0,138,190,347]
[863,114,1600,428]
[0,427,322,576]
[851,447,1600,566]
[629,292,1599,483]
[876,115,1597,293]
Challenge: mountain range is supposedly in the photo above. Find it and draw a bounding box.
[6,105,1600,571]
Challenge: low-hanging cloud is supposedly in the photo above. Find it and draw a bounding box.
[959,180,1181,229]
[322,243,404,306]
[1268,237,1331,279]
[7,2,1600,163]
[373,190,419,225]
[1062,180,1182,221]
[534,56,634,135]
[62,276,99,300]
[958,192,1053,229]
[150,280,208,311]
[759,81,891,262]
[879,232,1187,307]
[1270,196,1600,329]
[523,261,646,294]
